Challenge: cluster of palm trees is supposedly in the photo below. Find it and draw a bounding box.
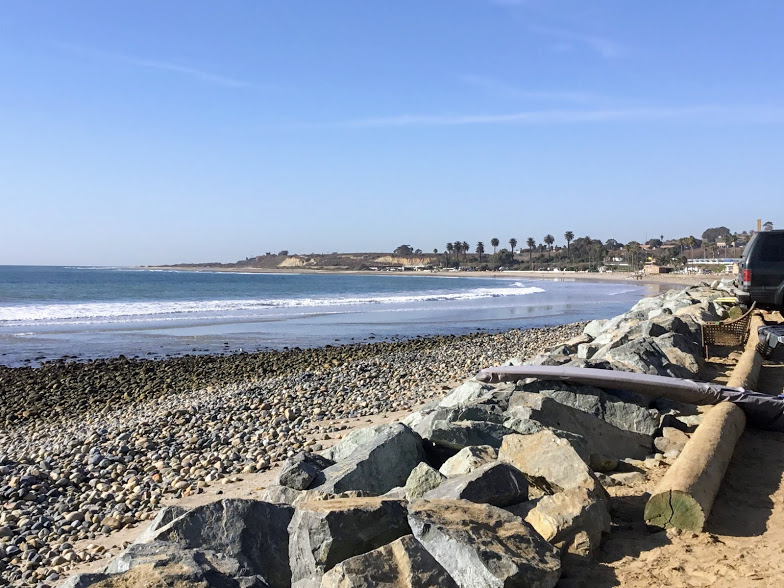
[439,231,576,269]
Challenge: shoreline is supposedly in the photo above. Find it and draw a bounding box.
[141,264,717,288]
[2,267,688,369]
[0,323,586,584]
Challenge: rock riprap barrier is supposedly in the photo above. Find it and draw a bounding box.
[0,326,582,586]
[56,280,741,587]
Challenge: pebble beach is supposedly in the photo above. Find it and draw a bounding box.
[0,323,584,586]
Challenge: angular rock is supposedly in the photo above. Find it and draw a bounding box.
[137,498,293,588]
[424,420,519,450]
[317,423,426,495]
[403,405,506,442]
[59,574,110,588]
[510,381,660,437]
[498,431,608,503]
[261,485,369,506]
[423,462,528,507]
[321,423,397,463]
[262,484,304,505]
[276,452,335,490]
[438,445,497,477]
[320,534,458,588]
[524,487,610,565]
[641,314,697,340]
[506,391,653,460]
[654,332,705,376]
[134,505,187,543]
[288,497,411,587]
[437,380,516,409]
[602,339,693,378]
[408,499,561,588]
[405,462,445,500]
[101,540,271,587]
[583,319,609,339]
[653,426,690,455]
[501,417,591,462]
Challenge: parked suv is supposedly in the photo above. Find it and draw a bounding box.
[737,229,784,308]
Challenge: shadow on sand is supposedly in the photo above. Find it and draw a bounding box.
[706,428,784,537]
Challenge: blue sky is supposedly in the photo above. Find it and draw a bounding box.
[1,1,782,265]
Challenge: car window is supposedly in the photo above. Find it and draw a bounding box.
[758,235,784,262]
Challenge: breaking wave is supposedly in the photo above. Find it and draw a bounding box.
[0,285,546,325]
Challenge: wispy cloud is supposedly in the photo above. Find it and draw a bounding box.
[52,41,253,88]
[332,105,784,128]
[458,74,607,105]
[531,26,625,59]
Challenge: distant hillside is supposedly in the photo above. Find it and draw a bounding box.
[165,252,440,271]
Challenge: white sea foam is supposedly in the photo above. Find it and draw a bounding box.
[0,285,546,325]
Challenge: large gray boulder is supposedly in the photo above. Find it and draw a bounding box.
[423,462,528,507]
[288,497,411,588]
[73,544,269,588]
[641,314,699,341]
[437,380,515,409]
[403,405,507,441]
[424,420,520,450]
[501,417,591,462]
[408,499,561,587]
[594,338,693,378]
[654,332,706,376]
[320,534,458,588]
[506,391,653,460]
[498,432,608,504]
[136,499,294,588]
[439,445,497,477]
[510,381,660,437]
[316,423,426,495]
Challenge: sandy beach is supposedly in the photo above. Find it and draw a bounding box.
[145,264,717,288]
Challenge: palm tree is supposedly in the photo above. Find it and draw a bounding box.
[453,241,463,263]
[509,238,517,260]
[445,242,453,265]
[564,231,574,259]
[476,242,485,263]
[462,241,470,261]
[543,234,554,258]
[490,238,500,270]
[527,237,536,270]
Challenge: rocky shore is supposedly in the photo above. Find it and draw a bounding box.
[51,279,747,588]
[0,324,583,586]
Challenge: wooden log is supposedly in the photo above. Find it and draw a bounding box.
[726,314,765,389]
[645,311,761,531]
[644,401,746,530]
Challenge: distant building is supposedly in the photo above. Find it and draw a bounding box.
[643,263,673,275]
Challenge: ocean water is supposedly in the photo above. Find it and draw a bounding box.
[0,266,652,367]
